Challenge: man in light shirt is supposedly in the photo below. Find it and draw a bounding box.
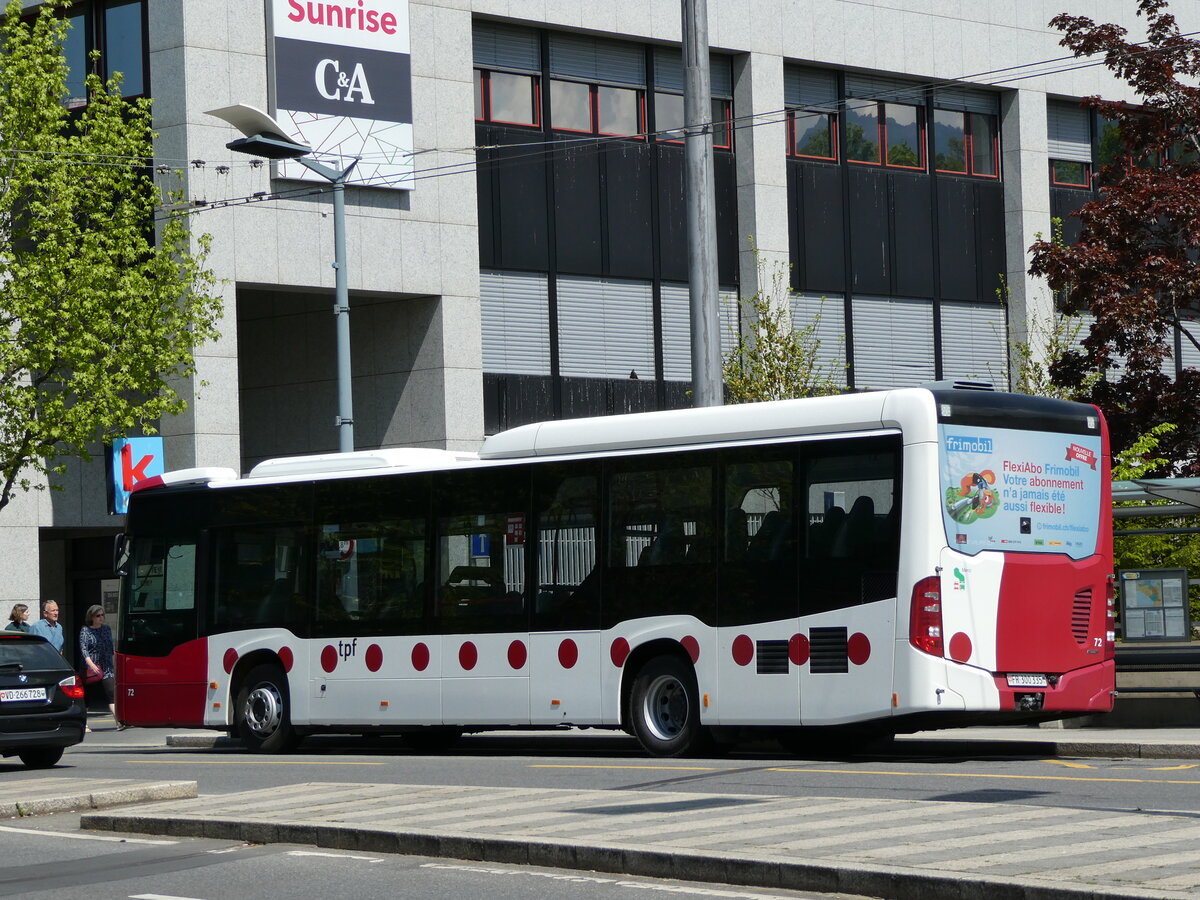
[31,600,64,654]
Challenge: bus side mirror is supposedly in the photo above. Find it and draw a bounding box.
[113,533,131,577]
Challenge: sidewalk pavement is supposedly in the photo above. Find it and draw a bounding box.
[18,725,1200,900]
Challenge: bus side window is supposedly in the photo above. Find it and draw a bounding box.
[532,467,599,631]
[211,527,307,633]
[803,442,901,613]
[434,468,530,633]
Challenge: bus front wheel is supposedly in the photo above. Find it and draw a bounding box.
[236,664,299,753]
[629,656,702,757]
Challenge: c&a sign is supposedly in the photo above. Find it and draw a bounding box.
[108,437,164,515]
[270,0,413,189]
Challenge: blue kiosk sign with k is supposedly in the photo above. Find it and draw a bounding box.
[110,437,164,514]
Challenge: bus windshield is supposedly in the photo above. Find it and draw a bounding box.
[938,423,1102,560]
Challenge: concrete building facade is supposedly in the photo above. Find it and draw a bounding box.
[5,0,1197,654]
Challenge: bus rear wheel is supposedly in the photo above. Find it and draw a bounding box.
[629,656,702,757]
[236,664,299,753]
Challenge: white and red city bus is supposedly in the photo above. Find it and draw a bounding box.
[114,385,1114,755]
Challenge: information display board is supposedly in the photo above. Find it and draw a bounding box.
[1118,568,1191,642]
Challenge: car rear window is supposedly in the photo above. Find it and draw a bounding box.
[0,637,69,670]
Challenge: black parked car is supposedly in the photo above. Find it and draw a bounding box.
[0,632,86,768]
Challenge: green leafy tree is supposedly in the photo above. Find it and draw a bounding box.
[0,0,221,511]
[1030,0,1200,473]
[723,246,842,403]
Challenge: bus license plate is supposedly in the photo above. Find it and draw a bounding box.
[0,687,46,702]
[1006,673,1048,688]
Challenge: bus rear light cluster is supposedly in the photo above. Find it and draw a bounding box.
[1104,574,1116,659]
[910,575,943,657]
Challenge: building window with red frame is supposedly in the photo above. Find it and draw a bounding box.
[549,79,644,137]
[1051,159,1091,188]
[845,100,925,170]
[933,109,998,177]
[654,93,732,148]
[787,109,837,160]
[475,69,542,127]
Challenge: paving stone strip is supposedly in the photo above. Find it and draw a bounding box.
[0,777,196,818]
[77,781,1200,900]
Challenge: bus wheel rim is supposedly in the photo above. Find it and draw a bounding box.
[245,683,283,737]
[642,673,688,742]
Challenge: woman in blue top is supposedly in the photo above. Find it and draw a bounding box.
[79,605,121,730]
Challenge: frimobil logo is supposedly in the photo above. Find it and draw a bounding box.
[944,434,993,454]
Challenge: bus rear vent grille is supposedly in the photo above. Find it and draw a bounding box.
[810,627,849,674]
[1072,588,1092,645]
[756,640,790,675]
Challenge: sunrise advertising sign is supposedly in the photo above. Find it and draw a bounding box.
[270,0,414,189]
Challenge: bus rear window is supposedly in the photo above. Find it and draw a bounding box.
[938,424,1102,559]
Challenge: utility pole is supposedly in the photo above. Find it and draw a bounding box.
[682,0,723,407]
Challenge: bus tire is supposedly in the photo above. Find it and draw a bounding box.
[236,664,299,753]
[629,655,702,757]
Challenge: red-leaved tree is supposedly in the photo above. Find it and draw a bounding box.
[1030,0,1200,472]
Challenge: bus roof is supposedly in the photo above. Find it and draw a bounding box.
[479,391,906,459]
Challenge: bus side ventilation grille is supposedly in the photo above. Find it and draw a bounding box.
[1072,588,1092,645]
[756,640,790,674]
[810,627,849,674]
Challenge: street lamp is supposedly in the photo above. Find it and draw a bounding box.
[206,104,359,453]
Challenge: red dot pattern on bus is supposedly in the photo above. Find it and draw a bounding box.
[320,645,338,673]
[264,628,879,677]
[732,634,754,666]
[789,633,810,665]
[223,648,238,674]
[365,643,383,672]
[681,635,700,664]
[949,632,972,663]
[558,638,578,669]
[508,639,527,670]
[411,642,430,671]
[459,641,478,671]
[610,637,630,667]
[847,632,871,666]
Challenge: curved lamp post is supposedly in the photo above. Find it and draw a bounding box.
[206,104,359,453]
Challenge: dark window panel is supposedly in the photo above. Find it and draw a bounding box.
[715,152,739,285]
[975,181,1006,301]
[604,143,654,279]
[553,144,603,276]
[655,144,688,282]
[937,178,978,301]
[495,131,550,271]
[891,171,934,298]
[847,167,889,295]
[794,162,845,293]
